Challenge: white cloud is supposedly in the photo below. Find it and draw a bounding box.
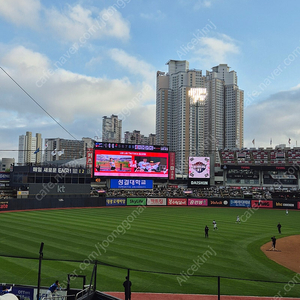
[85,56,103,68]
[109,48,156,84]
[0,46,155,146]
[140,10,166,21]
[194,0,214,9]
[290,83,300,91]
[0,0,41,28]
[245,88,300,148]
[2,45,49,71]
[189,34,240,69]
[178,0,215,10]
[45,5,130,42]
[0,2,130,42]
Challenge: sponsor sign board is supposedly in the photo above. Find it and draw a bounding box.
[251,200,273,208]
[274,201,297,209]
[230,199,251,207]
[147,198,167,206]
[208,199,229,207]
[0,201,8,210]
[110,179,153,189]
[188,199,208,206]
[167,198,187,206]
[31,167,85,174]
[106,198,126,206]
[188,179,210,188]
[12,286,34,300]
[169,152,176,180]
[34,289,67,300]
[127,198,147,206]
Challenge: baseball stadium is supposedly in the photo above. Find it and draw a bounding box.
[1,143,300,300]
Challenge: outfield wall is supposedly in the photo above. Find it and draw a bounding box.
[0,197,299,212]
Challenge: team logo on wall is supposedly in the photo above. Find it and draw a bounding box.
[189,157,210,178]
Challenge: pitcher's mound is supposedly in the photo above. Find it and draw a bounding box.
[261,235,300,273]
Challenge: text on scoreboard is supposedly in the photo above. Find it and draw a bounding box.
[110,179,153,189]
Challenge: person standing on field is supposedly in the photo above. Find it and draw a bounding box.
[277,222,282,234]
[213,220,218,231]
[205,225,209,238]
[270,236,277,251]
[123,276,132,300]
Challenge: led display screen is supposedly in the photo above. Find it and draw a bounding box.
[94,149,169,178]
[188,157,210,178]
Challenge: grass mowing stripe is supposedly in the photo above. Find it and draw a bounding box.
[0,207,299,297]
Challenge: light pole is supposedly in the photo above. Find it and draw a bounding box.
[37,242,44,300]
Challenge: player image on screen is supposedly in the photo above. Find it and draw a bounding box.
[136,157,150,172]
[149,161,160,172]
[135,156,166,173]
[109,158,116,171]
[129,159,137,171]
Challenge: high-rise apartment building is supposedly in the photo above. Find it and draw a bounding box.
[102,114,122,143]
[124,130,141,144]
[156,60,244,174]
[44,138,84,162]
[124,131,156,145]
[18,131,42,165]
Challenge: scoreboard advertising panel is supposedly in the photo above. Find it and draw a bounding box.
[188,157,210,179]
[94,149,169,178]
[110,179,153,189]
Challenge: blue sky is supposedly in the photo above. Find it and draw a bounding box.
[1,0,300,160]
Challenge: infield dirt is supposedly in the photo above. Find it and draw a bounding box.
[260,234,300,273]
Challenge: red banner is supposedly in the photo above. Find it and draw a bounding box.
[298,202,300,210]
[168,198,187,206]
[0,202,8,210]
[251,200,273,208]
[86,148,93,177]
[169,152,176,180]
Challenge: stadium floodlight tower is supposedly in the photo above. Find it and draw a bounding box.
[188,87,207,157]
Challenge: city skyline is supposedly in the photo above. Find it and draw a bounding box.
[156,60,243,173]
[1,0,300,160]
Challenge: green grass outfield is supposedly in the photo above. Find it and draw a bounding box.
[0,206,299,297]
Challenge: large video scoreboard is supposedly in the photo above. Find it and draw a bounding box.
[94,142,169,178]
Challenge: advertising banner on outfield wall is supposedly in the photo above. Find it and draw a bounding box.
[167,198,187,206]
[34,289,67,300]
[147,198,167,206]
[208,199,229,207]
[298,202,300,209]
[12,286,34,300]
[230,199,251,207]
[106,198,126,206]
[127,198,147,206]
[274,201,297,209]
[0,201,8,210]
[251,200,273,208]
[11,286,34,300]
[188,199,208,206]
